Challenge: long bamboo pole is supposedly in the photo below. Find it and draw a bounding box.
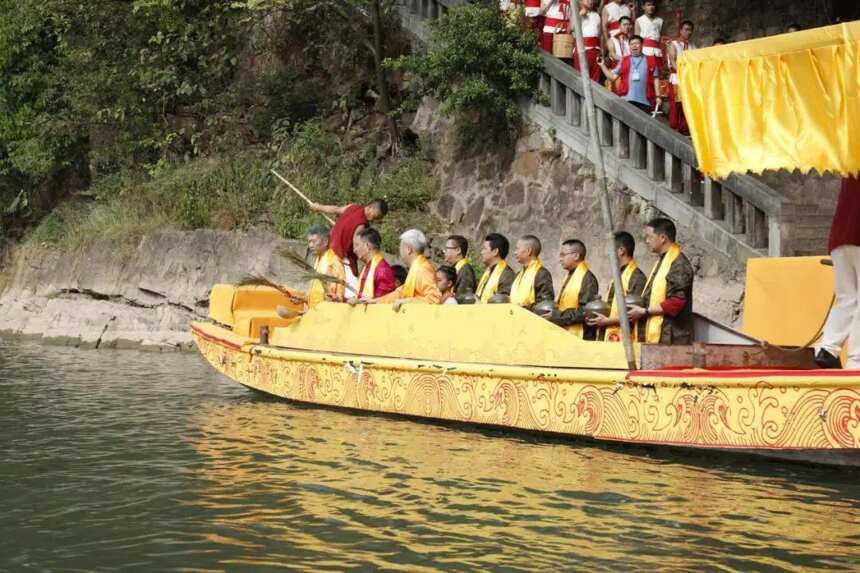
[570,2,637,370]
[271,169,336,225]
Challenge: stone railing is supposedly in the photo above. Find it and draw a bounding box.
[399,0,794,259]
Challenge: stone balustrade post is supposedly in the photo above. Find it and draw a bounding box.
[704,178,725,220]
[646,141,665,182]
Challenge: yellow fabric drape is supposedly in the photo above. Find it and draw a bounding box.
[678,21,860,178]
[557,262,589,338]
[476,260,509,303]
[308,249,344,308]
[643,245,681,344]
[376,255,440,304]
[604,260,638,342]
[510,259,543,306]
[360,254,384,299]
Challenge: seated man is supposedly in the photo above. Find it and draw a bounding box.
[510,235,554,308]
[304,224,345,307]
[350,227,396,302]
[374,229,441,309]
[587,231,647,341]
[436,265,459,305]
[627,218,695,345]
[544,239,599,339]
[443,235,477,295]
[475,233,516,303]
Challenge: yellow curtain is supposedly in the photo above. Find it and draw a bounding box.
[678,21,860,179]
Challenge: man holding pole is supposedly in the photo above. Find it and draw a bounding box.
[309,198,389,289]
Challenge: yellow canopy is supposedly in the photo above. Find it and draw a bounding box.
[678,21,860,179]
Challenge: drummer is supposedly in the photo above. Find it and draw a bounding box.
[543,239,600,339]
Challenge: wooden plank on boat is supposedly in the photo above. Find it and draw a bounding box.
[639,342,817,370]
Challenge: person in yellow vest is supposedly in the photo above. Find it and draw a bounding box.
[443,235,477,296]
[627,218,695,345]
[291,225,346,308]
[543,239,600,339]
[373,229,441,310]
[587,231,647,340]
[475,233,517,303]
[510,235,554,309]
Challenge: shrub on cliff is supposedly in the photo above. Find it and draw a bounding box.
[389,4,543,150]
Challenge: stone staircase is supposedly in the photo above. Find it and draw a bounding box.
[397,0,835,262]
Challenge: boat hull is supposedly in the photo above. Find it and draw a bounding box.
[192,323,860,467]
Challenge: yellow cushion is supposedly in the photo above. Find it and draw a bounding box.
[209,284,237,326]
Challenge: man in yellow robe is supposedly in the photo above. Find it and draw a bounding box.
[587,231,647,341]
[510,235,554,309]
[627,218,695,345]
[544,239,600,339]
[295,225,346,308]
[374,229,441,310]
[475,233,516,303]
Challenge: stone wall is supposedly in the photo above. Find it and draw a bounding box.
[414,98,746,326]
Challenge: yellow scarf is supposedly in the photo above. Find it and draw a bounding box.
[605,260,639,342]
[308,248,340,308]
[557,262,589,338]
[476,260,509,303]
[360,253,384,299]
[510,258,542,306]
[455,257,470,273]
[402,255,432,298]
[643,244,682,343]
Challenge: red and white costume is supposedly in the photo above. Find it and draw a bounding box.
[604,1,631,38]
[572,10,602,81]
[541,0,570,54]
[608,33,631,65]
[524,0,542,17]
[636,14,664,58]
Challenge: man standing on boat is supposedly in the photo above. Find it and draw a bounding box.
[309,198,389,290]
[587,231,647,341]
[627,218,694,345]
[543,239,600,339]
[373,229,441,309]
[351,228,396,302]
[475,233,517,303]
[815,177,860,369]
[510,235,555,309]
[443,235,477,296]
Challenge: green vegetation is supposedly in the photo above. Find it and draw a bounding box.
[390,4,543,150]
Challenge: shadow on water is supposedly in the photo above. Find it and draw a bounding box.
[1,337,859,572]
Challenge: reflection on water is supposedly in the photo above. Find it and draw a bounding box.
[1,338,859,572]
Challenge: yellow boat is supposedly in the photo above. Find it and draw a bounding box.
[192,256,860,467]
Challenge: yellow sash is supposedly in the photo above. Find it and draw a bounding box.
[402,255,432,298]
[455,257,470,273]
[510,258,542,306]
[476,260,509,303]
[557,262,589,338]
[643,244,682,343]
[604,260,639,342]
[308,249,340,307]
[360,254,384,299]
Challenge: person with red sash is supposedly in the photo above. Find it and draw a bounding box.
[602,0,632,46]
[541,0,570,54]
[634,0,663,60]
[627,218,695,345]
[309,198,388,288]
[349,227,396,302]
[572,0,603,81]
[606,15,631,69]
[815,177,860,369]
[598,35,661,113]
[524,0,546,43]
[667,20,696,135]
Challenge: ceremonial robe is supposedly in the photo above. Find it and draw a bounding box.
[551,262,600,339]
[358,254,396,299]
[639,245,694,345]
[475,262,517,302]
[376,255,441,304]
[602,261,647,342]
[510,259,555,309]
[454,258,478,296]
[308,248,346,307]
[330,204,368,276]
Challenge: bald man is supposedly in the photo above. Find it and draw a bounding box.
[510,235,554,309]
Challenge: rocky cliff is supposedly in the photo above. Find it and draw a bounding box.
[0,231,305,350]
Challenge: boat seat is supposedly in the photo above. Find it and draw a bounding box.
[233,311,301,339]
[208,284,305,328]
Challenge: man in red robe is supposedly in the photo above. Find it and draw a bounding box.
[816,177,860,369]
[350,227,396,302]
[309,198,388,287]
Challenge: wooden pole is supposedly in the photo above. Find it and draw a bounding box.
[571,2,637,371]
[270,169,336,225]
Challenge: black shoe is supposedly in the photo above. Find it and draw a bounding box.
[815,349,842,369]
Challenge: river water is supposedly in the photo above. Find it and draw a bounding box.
[2,337,859,572]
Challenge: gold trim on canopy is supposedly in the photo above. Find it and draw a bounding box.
[678,21,860,178]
